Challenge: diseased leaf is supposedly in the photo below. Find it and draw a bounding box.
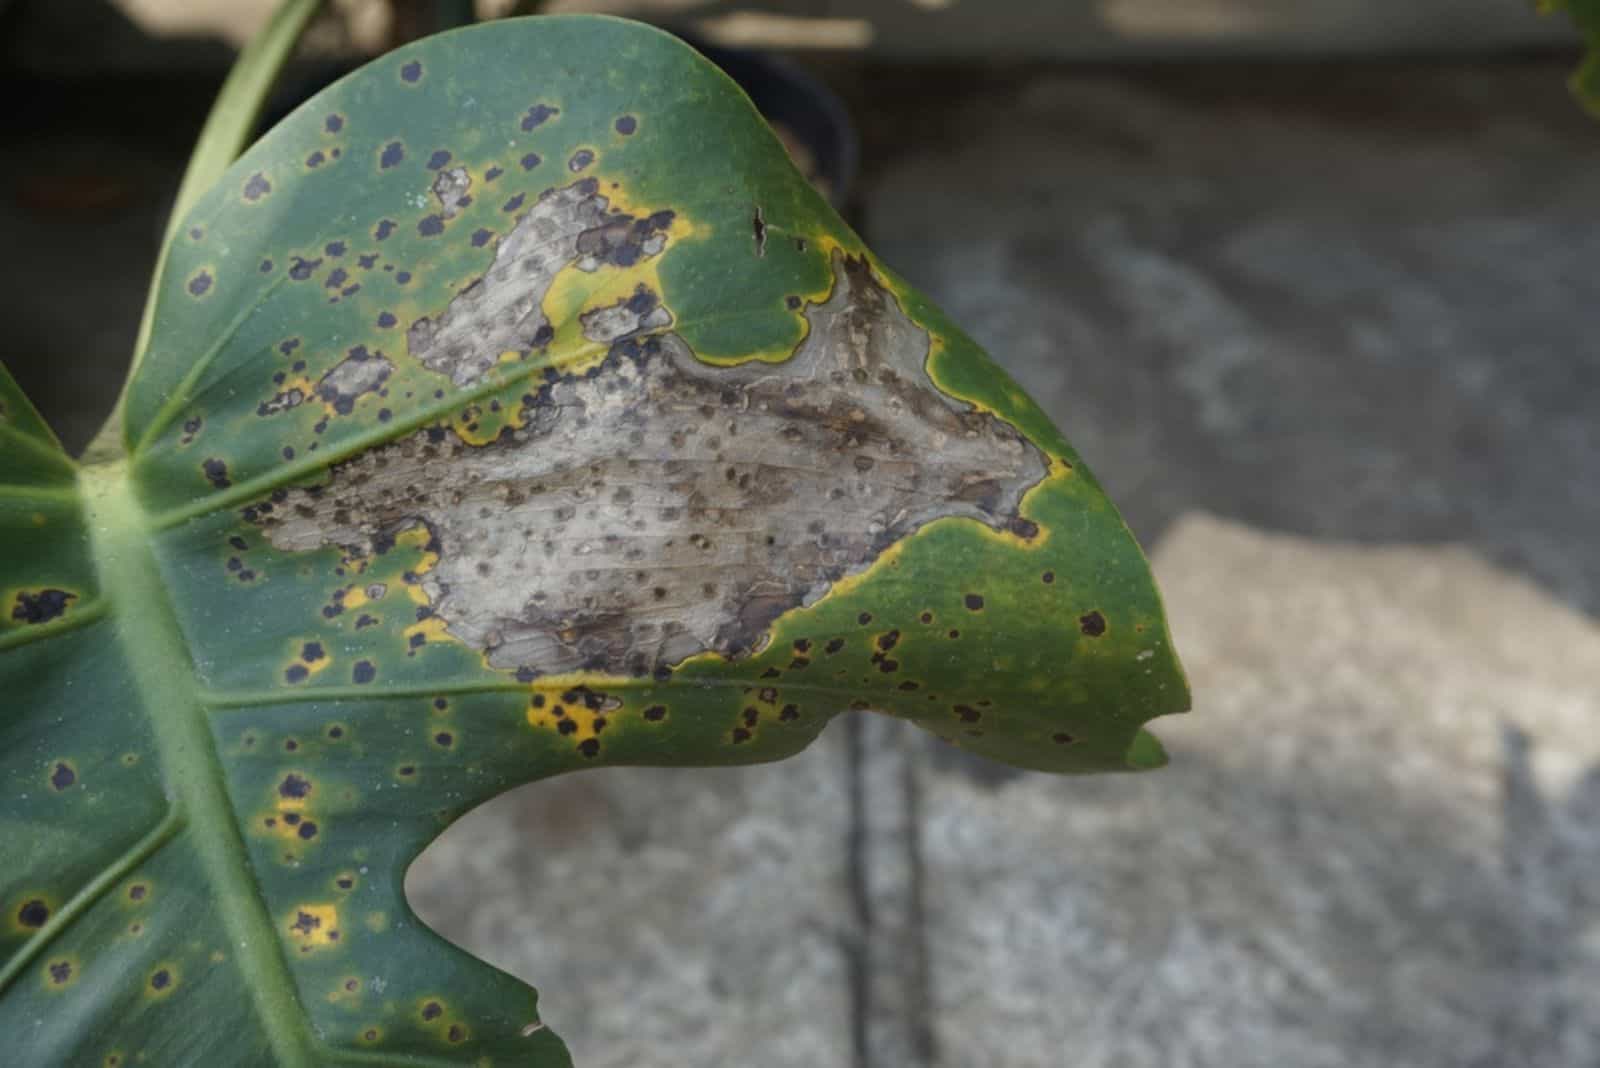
[1,15,1189,1065]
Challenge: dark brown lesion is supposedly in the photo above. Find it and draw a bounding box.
[10,588,76,625]
[252,251,1047,678]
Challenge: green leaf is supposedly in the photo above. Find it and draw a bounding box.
[1542,0,1600,114]
[1,14,1189,1065]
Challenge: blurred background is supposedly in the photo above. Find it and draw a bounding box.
[5,1,1599,1065]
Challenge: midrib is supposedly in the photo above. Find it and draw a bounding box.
[79,460,314,1067]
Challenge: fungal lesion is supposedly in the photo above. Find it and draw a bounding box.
[243,186,1047,681]
[8,587,77,626]
[405,177,675,388]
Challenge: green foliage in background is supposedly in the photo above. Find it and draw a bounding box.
[1543,0,1600,112]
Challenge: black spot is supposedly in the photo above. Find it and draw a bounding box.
[876,630,900,651]
[279,773,311,799]
[336,876,354,890]
[615,115,637,135]
[964,594,985,611]
[12,589,74,625]
[948,629,960,639]
[285,664,309,684]
[327,725,344,739]
[377,311,397,328]
[400,60,422,83]
[1078,611,1107,637]
[955,705,981,723]
[858,612,872,626]
[643,704,667,721]
[198,458,231,489]
[398,765,415,777]
[128,883,147,901]
[356,614,378,629]
[325,113,344,133]
[379,141,405,170]
[297,821,318,840]
[427,149,452,170]
[520,103,558,131]
[324,267,349,289]
[150,969,171,991]
[306,150,326,168]
[731,728,752,743]
[288,256,321,281]
[396,271,412,285]
[520,152,541,171]
[578,738,600,758]
[49,762,74,790]
[284,738,299,751]
[243,172,271,201]
[1053,732,1075,744]
[187,270,213,297]
[422,1001,443,1021]
[447,1025,466,1043]
[260,258,273,272]
[418,215,445,237]
[434,731,453,747]
[1042,571,1055,585]
[47,960,71,984]
[786,295,802,310]
[352,661,376,684]
[301,641,325,663]
[17,899,49,927]
[471,228,494,248]
[485,166,503,182]
[434,697,449,710]
[825,638,845,655]
[568,149,595,172]
[1009,517,1040,540]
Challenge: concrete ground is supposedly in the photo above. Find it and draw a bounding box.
[5,37,1598,1068]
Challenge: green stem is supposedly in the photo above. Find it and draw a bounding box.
[79,461,316,1067]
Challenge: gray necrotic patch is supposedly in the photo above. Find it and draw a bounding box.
[405,179,671,388]
[250,249,1046,676]
[431,167,472,219]
[315,347,393,415]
